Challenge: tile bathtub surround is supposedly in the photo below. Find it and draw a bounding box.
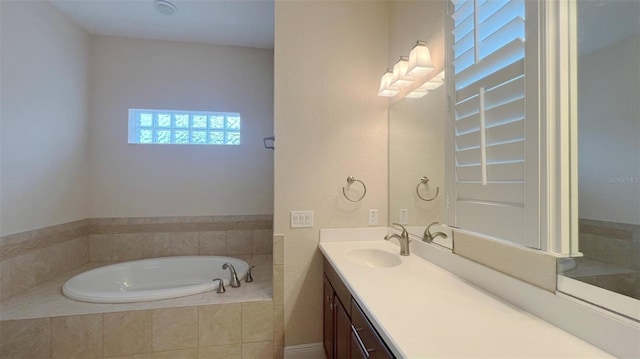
[0,234,284,358]
[0,301,276,359]
[0,215,273,302]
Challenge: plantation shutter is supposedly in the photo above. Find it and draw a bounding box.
[447,0,539,247]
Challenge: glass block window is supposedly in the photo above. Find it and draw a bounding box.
[128,109,241,145]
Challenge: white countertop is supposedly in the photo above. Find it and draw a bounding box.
[319,237,613,358]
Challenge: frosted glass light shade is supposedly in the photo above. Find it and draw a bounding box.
[390,57,413,88]
[378,69,400,97]
[407,42,435,77]
[419,77,444,90]
[406,89,428,98]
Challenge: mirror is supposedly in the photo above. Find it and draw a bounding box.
[387,1,448,244]
[559,0,639,304]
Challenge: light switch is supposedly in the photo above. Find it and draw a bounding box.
[291,211,313,228]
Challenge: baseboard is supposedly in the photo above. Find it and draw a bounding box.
[284,342,325,359]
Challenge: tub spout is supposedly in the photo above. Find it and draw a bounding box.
[222,263,241,288]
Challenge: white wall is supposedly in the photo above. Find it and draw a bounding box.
[0,1,90,235]
[89,36,274,218]
[274,1,389,346]
[578,35,640,225]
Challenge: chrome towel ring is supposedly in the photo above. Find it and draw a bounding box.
[416,176,439,201]
[342,176,367,202]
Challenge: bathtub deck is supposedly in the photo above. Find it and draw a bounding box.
[0,262,272,321]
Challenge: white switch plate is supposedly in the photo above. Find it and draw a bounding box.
[399,209,409,224]
[291,211,313,228]
[368,209,379,226]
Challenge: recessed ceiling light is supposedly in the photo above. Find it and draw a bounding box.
[153,0,177,16]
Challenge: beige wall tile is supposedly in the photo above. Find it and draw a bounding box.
[171,232,200,256]
[227,231,253,255]
[113,234,143,261]
[199,231,227,256]
[0,259,13,301]
[249,255,273,283]
[48,238,88,280]
[142,233,171,259]
[273,305,284,347]
[273,235,284,265]
[11,248,50,295]
[273,345,284,359]
[104,310,152,357]
[153,348,198,358]
[198,303,241,347]
[89,234,113,261]
[0,318,51,359]
[252,230,273,255]
[272,264,284,306]
[241,301,274,343]
[242,341,273,359]
[152,307,198,352]
[104,353,154,359]
[198,344,242,359]
[52,314,103,359]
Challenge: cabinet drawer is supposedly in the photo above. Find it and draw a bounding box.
[351,299,394,359]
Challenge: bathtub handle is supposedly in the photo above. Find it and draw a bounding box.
[212,278,226,293]
[222,263,241,288]
[246,265,256,283]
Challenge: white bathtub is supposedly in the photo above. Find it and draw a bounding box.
[63,256,249,303]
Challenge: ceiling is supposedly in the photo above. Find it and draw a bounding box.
[50,0,274,49]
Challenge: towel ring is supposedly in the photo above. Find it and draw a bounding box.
[342,176,367,202]
[416,176,439,201]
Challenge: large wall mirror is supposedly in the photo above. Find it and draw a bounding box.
[387,1,448,244]
[558,0,639,320]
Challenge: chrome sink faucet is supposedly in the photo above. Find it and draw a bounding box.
[423,222,448,243]
[222,263,241,288]
[385,223,410,256]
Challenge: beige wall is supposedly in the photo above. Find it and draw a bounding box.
[0,0,90,236]
[388,0,446,228]
[274,1,389,346]
[89,36,274,219]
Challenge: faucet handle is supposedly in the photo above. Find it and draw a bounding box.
[245,265,256,283]
[212,278,226,293]
[391,223,408,236]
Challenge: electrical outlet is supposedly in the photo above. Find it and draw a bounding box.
[291,211,313,228]
[368,209,379,226]
[399,209,409,224]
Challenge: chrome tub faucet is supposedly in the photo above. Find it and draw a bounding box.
[222,263,241,288]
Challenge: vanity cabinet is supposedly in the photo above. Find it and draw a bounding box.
[323,258,395,359]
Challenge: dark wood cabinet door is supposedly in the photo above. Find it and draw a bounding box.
[323,275,335,359]
[335,298,351,359]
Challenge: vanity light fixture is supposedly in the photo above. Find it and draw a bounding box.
[390,56,414,88]
[405,89,428,98]
[378,68,400,97]
[407,41,435,77]
[153,0,178,16]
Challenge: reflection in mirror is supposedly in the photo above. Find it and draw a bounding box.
[387,0,447,245]
[558,0,639,318]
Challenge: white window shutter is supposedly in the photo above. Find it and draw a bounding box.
[447,0,539,247]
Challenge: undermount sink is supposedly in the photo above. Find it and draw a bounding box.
[345,248,402,268]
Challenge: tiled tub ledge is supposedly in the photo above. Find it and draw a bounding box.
[0,260,272,321]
